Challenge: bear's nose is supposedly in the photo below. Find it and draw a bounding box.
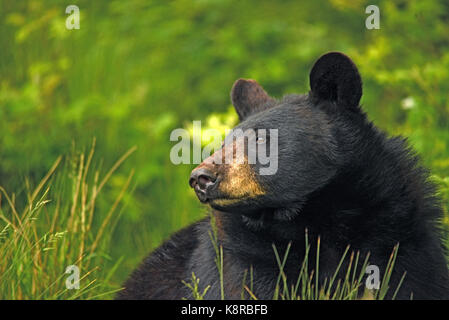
[189,168,217,202]
[189,168,217,189]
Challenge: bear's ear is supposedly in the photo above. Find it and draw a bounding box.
[231,79,274,121]
[309,52,362,110]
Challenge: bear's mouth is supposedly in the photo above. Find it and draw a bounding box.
[194,191,240,206]
[209,197,242,207]
[192,184,209,203]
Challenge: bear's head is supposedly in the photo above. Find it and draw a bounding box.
[189,52,364,218]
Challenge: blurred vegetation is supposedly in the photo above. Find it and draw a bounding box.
[1,0,449,299]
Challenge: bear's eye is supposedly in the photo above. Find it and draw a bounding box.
[256,137,265,144]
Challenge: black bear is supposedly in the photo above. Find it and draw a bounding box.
[118,52,449,300]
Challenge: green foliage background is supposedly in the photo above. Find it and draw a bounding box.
[1,0,449,298]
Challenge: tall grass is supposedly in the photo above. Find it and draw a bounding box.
[270,239,405,300]
[208,212,225,300]
[184,221,406,300]
[0,141,136,299]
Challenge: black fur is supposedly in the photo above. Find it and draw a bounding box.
[118,52,449,300]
